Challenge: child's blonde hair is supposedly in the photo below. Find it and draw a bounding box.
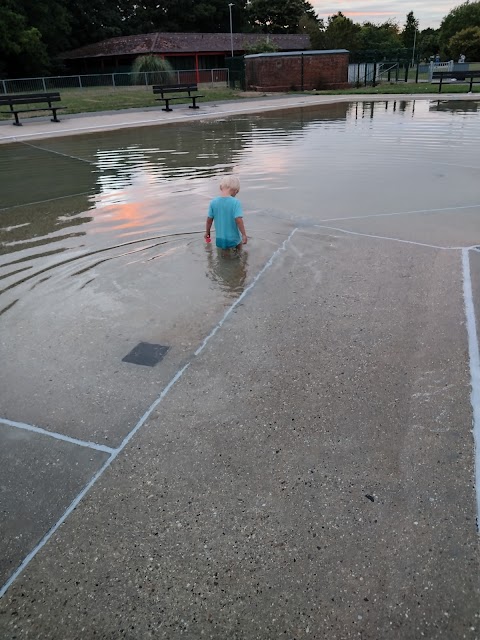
[220,175,240,192]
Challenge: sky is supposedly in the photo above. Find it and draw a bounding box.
[312,1,460,29]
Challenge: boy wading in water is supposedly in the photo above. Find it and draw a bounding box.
[205,176,247,252]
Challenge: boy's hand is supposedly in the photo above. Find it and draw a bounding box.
[204,233,210,240]
[242,234,248,245]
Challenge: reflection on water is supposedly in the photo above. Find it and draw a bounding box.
[430,100,478,113]
[1,99,479,316]
[205,244,248,297]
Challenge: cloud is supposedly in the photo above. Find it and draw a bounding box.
[312,1,459,28]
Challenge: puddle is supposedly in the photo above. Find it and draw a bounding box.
[0,99,479,443]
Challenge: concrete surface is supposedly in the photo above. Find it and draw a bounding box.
[0,92,478,144]
[0,95,479,638]
[1,230,479,638]
[0,424,109,586]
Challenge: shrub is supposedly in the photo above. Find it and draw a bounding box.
[244,39,279,54]
[131,55,175,85]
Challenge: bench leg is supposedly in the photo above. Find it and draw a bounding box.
[51,108,60,123]
[189,97,200,109]
[438,77,442,93]
[162,99,172,112]
[12,112,22,126]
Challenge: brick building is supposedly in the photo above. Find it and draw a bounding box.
[245,50,350,91]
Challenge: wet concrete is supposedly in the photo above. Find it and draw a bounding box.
[0,203,294,444]
[0,424,109,586]
[0,229,293,444]
[1,231,478,638]
[1,97,480,637]
[0,93,478,144]
[317,209,480,248]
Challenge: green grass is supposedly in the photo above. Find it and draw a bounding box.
[313,82,480,95]
[0,86,242,121]
[59,86,241,114]
[1,82,479,122]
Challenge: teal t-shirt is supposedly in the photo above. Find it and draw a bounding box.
[208,196,243,249]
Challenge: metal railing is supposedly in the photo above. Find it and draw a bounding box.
[349,60,479,86]
[348,63,378,86]
[429,61,454,76]
[0,68,229,94]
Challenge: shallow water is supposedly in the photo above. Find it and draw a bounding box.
[0,98,479,442]
[1,99,479,308]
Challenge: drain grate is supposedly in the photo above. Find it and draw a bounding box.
[122,342,170,367]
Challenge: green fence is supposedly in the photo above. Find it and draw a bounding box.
[225,57,245,90]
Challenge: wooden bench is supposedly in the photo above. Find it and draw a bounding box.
[152,84,204,112]
[432,71,480,93]
[0,92,65,126]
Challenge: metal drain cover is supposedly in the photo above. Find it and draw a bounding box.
[122,342,169,367]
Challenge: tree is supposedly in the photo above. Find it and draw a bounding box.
[448,26,480,59]
[0,1,50,76]
[402,11,419,49]
[439,1,480,51]
[124,0,248,35]
[298,14,325,49]
[19,0,71,54]
[324,12,361,50]
[67,0,127,49]
[248,0,318,34]
[417,28,440,60]
[244,39,279,53]
[357,21,401,56]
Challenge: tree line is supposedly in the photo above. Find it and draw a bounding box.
[2,0,480,78]
[305,2,480,64]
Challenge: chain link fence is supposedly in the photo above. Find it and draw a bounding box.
[0,69,229,94]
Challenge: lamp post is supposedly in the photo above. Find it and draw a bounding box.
[228,3,234,57]
[411,26,417,67]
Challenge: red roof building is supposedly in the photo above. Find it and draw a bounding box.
[61,32,311,76]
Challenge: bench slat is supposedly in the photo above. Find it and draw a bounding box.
[1,92,61,98]
[154,96,189,102]
[153,84,198,91]
[432,72,480,78]
[0,97,62,106]
[0,107,66,114]
[0,92,61,102]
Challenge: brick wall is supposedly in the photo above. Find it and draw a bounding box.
[245,52,349,91]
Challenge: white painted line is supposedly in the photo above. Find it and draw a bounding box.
[195,228,298,356]
[0,358,189,601]
[314,224,457,250]
[318,203,480,224]
[0,228,298,599]
[462,248,480,532]
[117,362,191,451]
[0,418,115,454]
[21,141,94,165]
[0,453,115,599]
[0,191,92,212]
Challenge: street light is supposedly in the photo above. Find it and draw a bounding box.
[411,25,418,67]
[228,3,234,57]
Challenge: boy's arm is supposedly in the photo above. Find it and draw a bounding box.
[205,216,213,239]
[236,217,247,244]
